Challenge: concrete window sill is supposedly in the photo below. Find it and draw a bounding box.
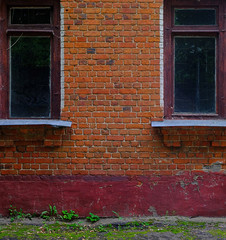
[0,119,72,128]
[152,120,226,128]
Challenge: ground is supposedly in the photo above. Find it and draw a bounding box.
[0,216,226,239]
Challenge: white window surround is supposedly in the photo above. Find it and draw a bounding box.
[152,119,226,127]
[60,4,65,111]
[0,119,71,127]
[159,4,164,108]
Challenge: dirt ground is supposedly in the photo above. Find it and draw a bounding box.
[0,216,225,239]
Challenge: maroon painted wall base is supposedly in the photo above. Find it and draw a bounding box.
[0,172,225,217]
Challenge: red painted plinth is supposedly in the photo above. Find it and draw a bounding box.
[0,172,225,217]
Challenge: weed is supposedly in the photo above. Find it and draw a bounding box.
[142,220,153,226]
[67,223,84,231]
[49,205,58,216]
[40,210,50,220]
[40,205,58,220]
[43,223,49,232]
[123,220,152,230]
[86,212,100,223]
[9,205,32,222]
[112,211,123,220]
[134,221,141,226]
[97,225,108,232]
[60,210,79,221]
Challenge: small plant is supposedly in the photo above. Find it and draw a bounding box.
[43,223,49,232]
[60,210,79,221]
[112,211,123,220]
[97,225,108,232]
[68,223,84,231]
[86,213,100,223]
[49,205,58,216]
[9,205,32,222]
[40,210,50,220]
[40,205,58,220]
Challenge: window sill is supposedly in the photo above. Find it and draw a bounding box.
[0,119,72,128]
[152,120,226,128]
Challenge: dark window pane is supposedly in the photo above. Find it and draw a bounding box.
[175,9,216,25]
[10,8,51,24]
[174,37,216,114]
[10,37,51,118]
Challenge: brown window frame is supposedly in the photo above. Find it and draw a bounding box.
[0,0,61,119]
[164,0,226,119]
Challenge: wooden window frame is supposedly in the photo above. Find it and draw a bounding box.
[0,0,60,119]
[164,0,226,119]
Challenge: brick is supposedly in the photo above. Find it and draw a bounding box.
[0,0,224,181]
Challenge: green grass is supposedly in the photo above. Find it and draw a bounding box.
[104,229,150,240]
[0,220,225,240]
[0,223,98,240]
[176,220,206,228]
[208,229,226,239]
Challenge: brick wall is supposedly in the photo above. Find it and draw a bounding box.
[0,126,225,175]
[0,0,225,217]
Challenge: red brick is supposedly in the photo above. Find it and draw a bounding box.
[0,0,224,182]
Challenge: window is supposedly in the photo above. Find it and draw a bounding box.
[0,0,60,119]
[164,0,226,119]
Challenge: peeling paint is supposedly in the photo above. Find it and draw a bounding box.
[193,175,203,181]
[178,179,199,192]
[136,181,143,187]
[149,181,159,190]
[148,206,158,217]
[0,173,225,217]
[203,162,223,172]
[191,181,200,192]
[179,181,186,189]
[99,185,112,189]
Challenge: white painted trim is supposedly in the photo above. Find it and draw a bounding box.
[152,120,226,127]
[60,4,65,111]
[0,120,72,127]
[159,4,164,108]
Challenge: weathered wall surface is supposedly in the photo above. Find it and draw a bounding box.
[0,0,225,217]
[0,172,225,217]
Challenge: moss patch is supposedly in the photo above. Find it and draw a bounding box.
[209,229,226,239]
[0,220,225,240]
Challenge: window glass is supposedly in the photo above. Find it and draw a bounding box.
[174,37,216,113]
[10,37,51,118]
[175,9,216,26]
[10,8,51,24]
